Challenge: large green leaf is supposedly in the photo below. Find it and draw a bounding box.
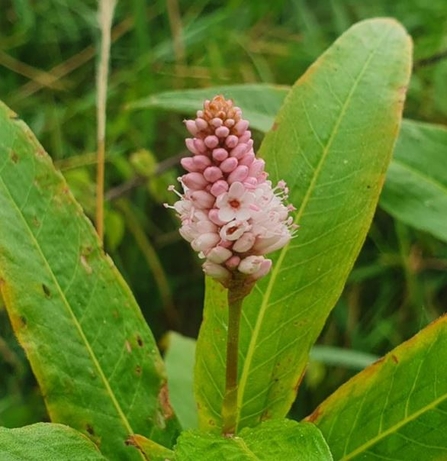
[380,119,447,242]
[307,315,447,460]
[127,84,289,133]
[175,420,333,460]
[0,423,107,460]
[195,19,412,433]
[0,101,180,460]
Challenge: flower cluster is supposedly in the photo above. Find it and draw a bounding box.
[167,95,296,287]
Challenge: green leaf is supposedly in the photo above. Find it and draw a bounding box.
[175,419,333,460]
[380,119,447,243]
[195,18,412,432]
[307,315,447,460]
[127,84,289,133]
[0,101,180,460]
[164,332,198,430]
[0,423,107,460]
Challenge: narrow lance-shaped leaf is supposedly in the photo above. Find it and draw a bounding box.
[307,315,447,460]
[380,119,447,243]
[0,101,180,460]
[0,423,107,461]
[195,18,412,432]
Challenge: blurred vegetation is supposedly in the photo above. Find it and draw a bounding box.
[1,0,446,427]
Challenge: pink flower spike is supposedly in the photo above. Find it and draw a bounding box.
[167,95,296,286]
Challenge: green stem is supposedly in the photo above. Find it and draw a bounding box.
[221,277,254,437]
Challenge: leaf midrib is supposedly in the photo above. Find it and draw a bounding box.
[0,147,143,458]
[235,28,392,430]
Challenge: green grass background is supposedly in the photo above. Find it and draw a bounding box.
[0,0,446,426]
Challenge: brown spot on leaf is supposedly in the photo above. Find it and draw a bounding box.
[80,255,93,274]
[86,424,95,436]
[271,122,279,131]
[136,335,143,347]
[135,365,142,376]
[42,284,51,298]
[158,382,174,419]
[306,404,323,423]
[10,151,19,163]
[391,354,399,364]
[125,340,132,353]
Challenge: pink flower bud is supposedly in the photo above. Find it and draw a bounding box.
[234,119,249,135]
[250,259,272,280]
[220,157,238,173]
[207,247,232,264]
[210,117,223,128]
[203,166,223,182]
[210,180,229,197]
[191,233,220,252]
[185,138,199,155]
[182,172,208,190]
[193,138,207,154]
[193,155,212,170]
[239,131,252,144]
[180,157,199,172]
[184,120,198,136]
[225,135,239,148]
[225,256,241,269]
[228,165,249,183]
[232,232,255,253]
[238,255,265,274]
[229,143,248,159]
[238,151,255,166]
[202,262,231,283]
[195,118,208,130]
[191,190,215,209]
[215,126,230,138]
[197,220,217,233]
[208,208,227,226]
[224,118,235,128]
[212,148,229,162]
[204,135,219,149]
